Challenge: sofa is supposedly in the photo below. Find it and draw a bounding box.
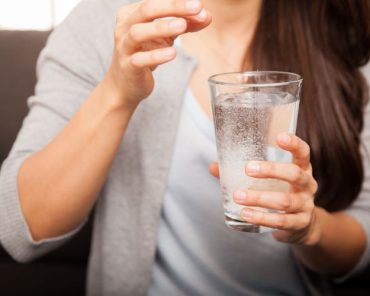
[0,30,92,296]
[0,29,369,296]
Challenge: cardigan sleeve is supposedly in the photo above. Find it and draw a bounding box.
[0,0,110,262]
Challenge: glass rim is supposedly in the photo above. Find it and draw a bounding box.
[208,71,303,87]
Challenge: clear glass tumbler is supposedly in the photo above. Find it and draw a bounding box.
[208,71,303,233]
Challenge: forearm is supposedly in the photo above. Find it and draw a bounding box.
[15,0,210,243]
[18,76,136,241]
[292,207,367,276]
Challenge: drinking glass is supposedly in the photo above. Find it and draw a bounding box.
[209,71,303,233]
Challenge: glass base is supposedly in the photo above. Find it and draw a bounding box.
[224,214,273,233]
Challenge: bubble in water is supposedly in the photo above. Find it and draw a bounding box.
[213,91,298,220]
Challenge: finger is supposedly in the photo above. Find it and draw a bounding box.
[233,190,308,213]
[184,8,212,32]
[208,161,220,178]
[240,208,311,231]
[130,46,176,69]
[245,161,312,190]
[120,0,203,27]
[125,18,187,52]
[277,133,311,171]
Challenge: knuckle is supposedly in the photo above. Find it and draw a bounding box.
[254,211,263,225]
[304,198,315,212]
[119,56,127,70]
[302,143,310,159]
[114,23,126,42]
[281,194,293,211]
[268,162,277,176]
[247,190,260,204]
[121,37,132,55]
[292,166,303,182]
[311,180,319,194]
[275,215,286,229]
[155,21,166,35]
[301,214,311,228]
[252,191,262,205]
[128,26,140,42]
[129,55,140,68]
[150,50,157,61]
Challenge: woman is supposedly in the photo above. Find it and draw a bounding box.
[0,0,369,295]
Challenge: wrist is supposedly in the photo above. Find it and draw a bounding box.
[99,70,139,113]
[84,74,138,132]
[303,207,325,247]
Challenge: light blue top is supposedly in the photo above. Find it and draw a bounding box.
[148,88,312,295]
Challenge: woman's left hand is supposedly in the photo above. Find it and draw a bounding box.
[209,133,320,246]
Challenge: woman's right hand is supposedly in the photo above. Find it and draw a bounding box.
[104,0,211,109]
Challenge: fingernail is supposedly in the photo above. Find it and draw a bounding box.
[246,161,260,174]
[278,133,291,145]
[242,209,253,221]
[195,9,207,21]
[234,190,247,201]
[169,19,185,31]
[186,0,201,12]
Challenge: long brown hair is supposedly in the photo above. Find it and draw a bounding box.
[251,0,370,211]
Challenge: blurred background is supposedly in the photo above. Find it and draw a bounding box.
[0,2,92,295]
[0,0,80,30]
[0,0,369,295]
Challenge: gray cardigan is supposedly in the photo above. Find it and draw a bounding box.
[1,0,370,295]
[0,0,196,295]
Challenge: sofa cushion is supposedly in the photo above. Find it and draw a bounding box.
[0,30,51,163]
[0,30,92,296]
